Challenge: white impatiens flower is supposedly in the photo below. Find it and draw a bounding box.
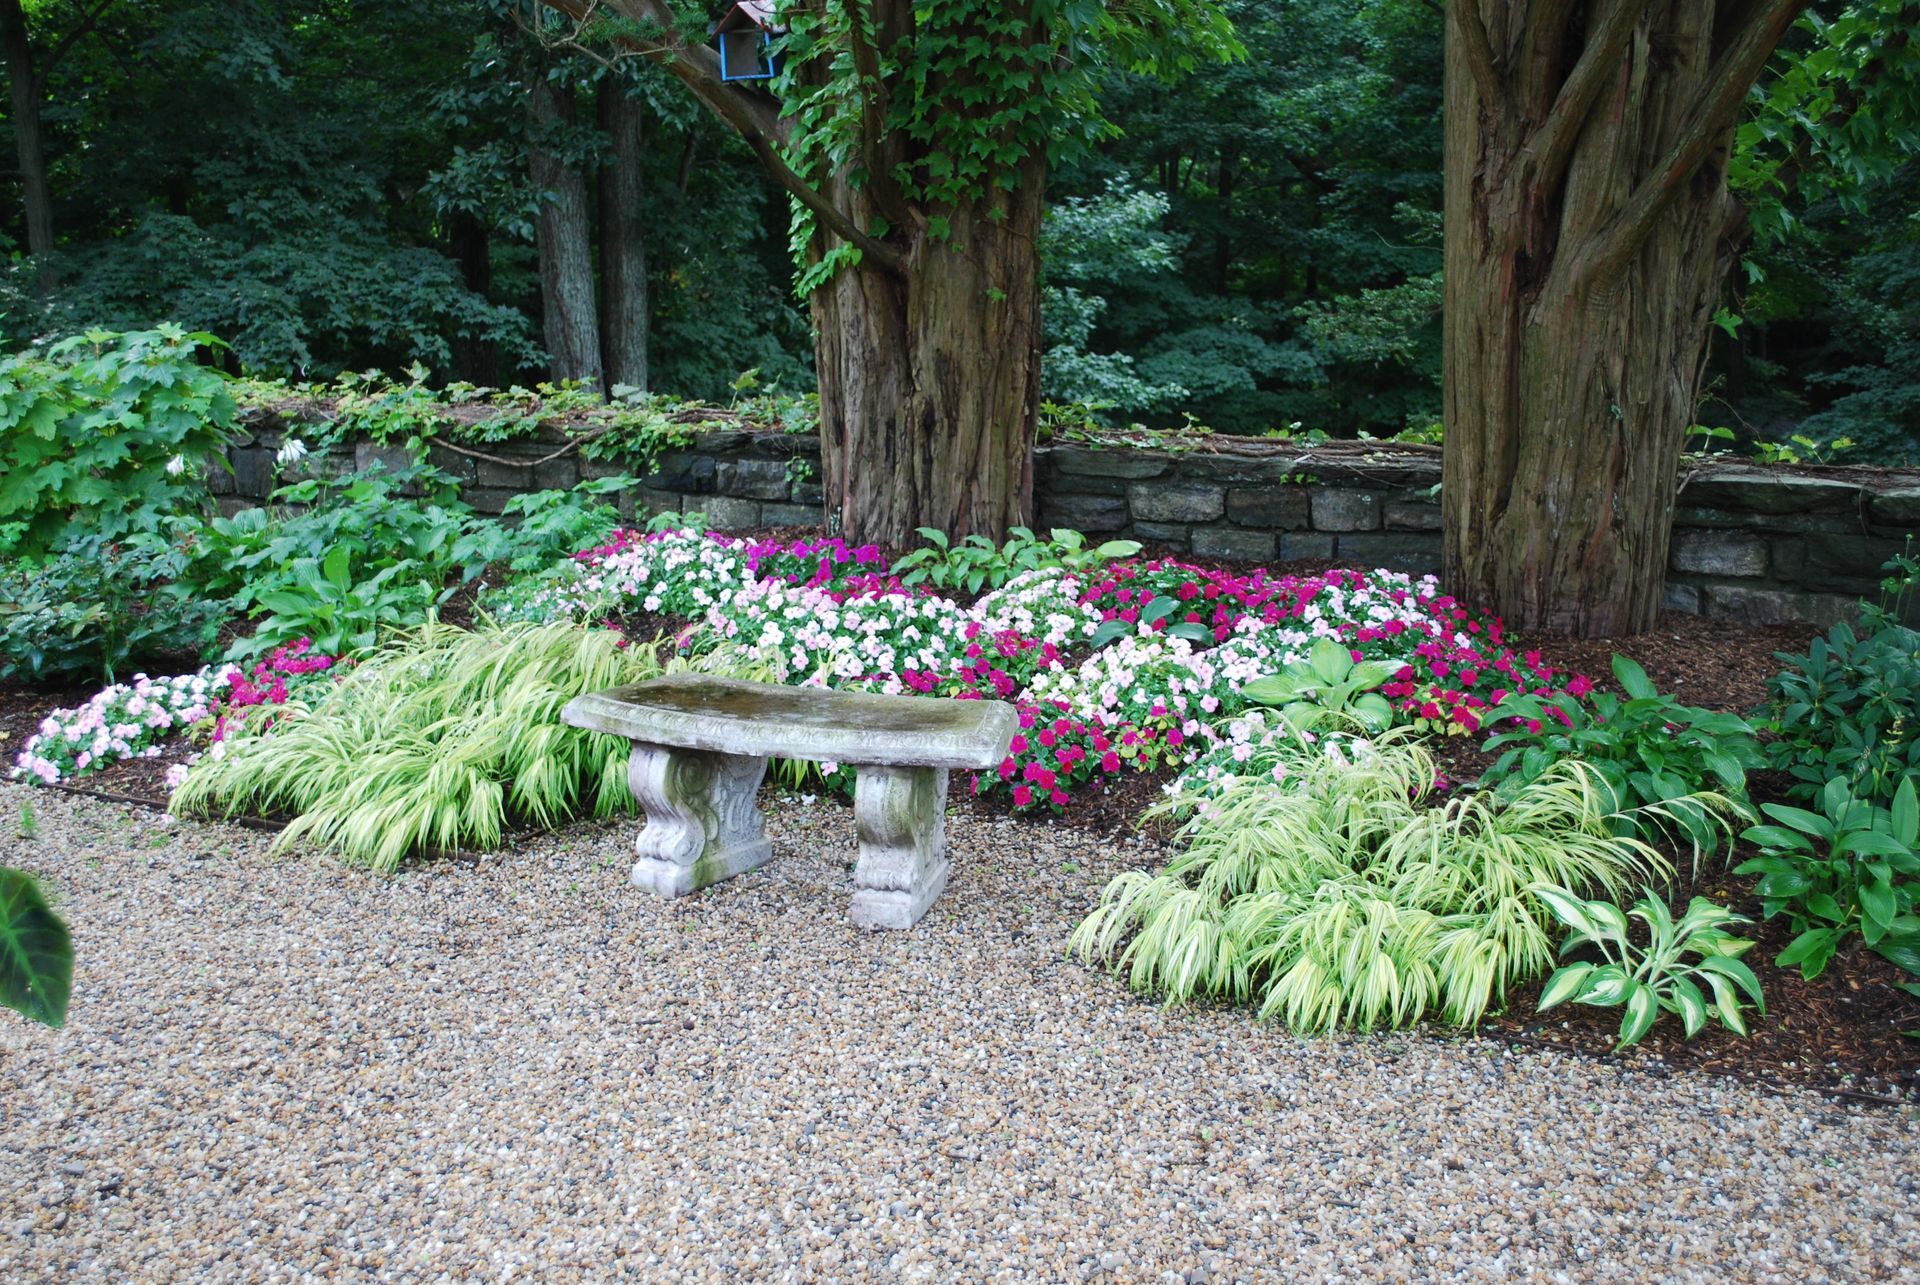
[165,455,188,477]
[275,437,310,467]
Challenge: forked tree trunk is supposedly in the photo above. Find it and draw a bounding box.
[529,76,603,386]
[597,84,649,391]
[1441,0,1800,637]
[811,160,1043,546]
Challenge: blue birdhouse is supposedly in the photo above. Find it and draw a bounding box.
[714,1,782,83]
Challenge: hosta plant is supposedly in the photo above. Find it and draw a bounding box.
[1735,776,1920,980]
[1482,654,1759,862]
[892,526,1140,596]
[0,867,71,1028]
[172,619,663,871]
[1534,886,1764,1049]
[1240,637,1396,732]
[1070,733,1694,1034]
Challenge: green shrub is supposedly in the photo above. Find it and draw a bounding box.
[171,619,663,870]
[1482,655,1760,862]
[0,540,223,682]
[892,526,1141,596]
[1735,776,1920,980]
[1069,733,1711,1033]
[1534,887,1763,1048]
[1763,615,1919,810]
[0,326,237,558]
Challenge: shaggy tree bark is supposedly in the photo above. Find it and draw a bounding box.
[529,74,603,386]
[1442,0,1808,636]
[810,159,1042,541]
[597,84,650,390]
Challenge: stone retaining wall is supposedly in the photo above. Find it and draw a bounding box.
[219,418,1918,628]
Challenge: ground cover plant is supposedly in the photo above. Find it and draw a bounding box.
[1068,732,1695,1033]
[170,620,662,870]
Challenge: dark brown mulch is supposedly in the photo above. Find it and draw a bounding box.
[1514,609,1818,714]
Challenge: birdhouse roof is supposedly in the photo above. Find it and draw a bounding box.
[715,1,779,33]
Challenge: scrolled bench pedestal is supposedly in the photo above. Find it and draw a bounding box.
[626,745,773,896]
[563,675,1015,929]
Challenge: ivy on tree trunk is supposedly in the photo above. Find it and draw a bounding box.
[532,0,1239,547]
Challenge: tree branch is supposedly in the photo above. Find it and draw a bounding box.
[1521,0,1657,191]
[535,0,907,275]
[32,0,117,94]
[1451,0,1507,110]
[1574,0,1809,292]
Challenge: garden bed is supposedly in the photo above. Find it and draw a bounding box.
[9,524,1914,1100]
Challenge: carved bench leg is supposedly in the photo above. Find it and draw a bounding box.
[850,765,950,930]
[626,744,772,897]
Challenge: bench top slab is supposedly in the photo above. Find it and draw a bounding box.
[561,674,1019,769]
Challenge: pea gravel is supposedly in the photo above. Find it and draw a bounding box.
[1,780,1914,1282]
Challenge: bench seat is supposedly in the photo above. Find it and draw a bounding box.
[562,674,1018,929]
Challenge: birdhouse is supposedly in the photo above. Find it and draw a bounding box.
[714,1,782,83]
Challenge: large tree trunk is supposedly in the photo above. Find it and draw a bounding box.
[1441,0,1801,637]
[1,0,54,292]
[529,76,603,386]
[811,159,1043,546]
[597,84,649,391]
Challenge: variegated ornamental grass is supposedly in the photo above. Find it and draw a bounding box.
[171,620,663,871]
[1070,730,1742,1036]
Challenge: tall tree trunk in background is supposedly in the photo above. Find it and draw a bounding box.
[1,0,54,292]
[447,211,496,385]
[597,85,649,391]
[528,75,602,386]
[811,155,1042,544]
[1442,0,1807,637]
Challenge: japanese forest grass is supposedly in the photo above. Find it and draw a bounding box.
[170,620,662,871]
[1070,731,1740,1036]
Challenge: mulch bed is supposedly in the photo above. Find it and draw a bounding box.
[3,528,1913,1101]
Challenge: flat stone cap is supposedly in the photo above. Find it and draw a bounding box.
[562,673,1019,769]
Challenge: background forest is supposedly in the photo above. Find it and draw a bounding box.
[2,0,1915,460]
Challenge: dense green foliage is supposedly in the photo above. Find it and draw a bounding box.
[172,620,663,870]
[1483,656,1761,862]
[1736,776,1920,981]
[0,540,220,682]
[1069,733,1683,1033]
[0,326,236,558]
[1763,611,1920,809]
[6,2,1908,452]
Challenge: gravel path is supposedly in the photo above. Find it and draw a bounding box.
[0,780,1914,1282]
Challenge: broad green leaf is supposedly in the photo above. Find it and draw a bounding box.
[1538,963,1594,1011]
[1617,983,1660,1048]
[0,868,72,1028]
[1610,654,1657,701]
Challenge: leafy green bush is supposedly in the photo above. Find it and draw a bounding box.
[1241,637,1396,733]
[0,326,237,558]
[1482,655,1760,862]
[232,546,435,661]
[1069,733,1694,1033]
[0,541,223,682]
[1534,887,1763,1048]
[1763,615,1919,809]
[451,476,637,576]
[1735,776,1920,980]
[0,867,71,1028]
[171,620,662,870]
[892,526,1141,595]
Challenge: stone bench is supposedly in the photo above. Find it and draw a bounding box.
[561,674,1018,929]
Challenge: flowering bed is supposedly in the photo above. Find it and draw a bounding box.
[492,530,1585,812]
[12,640,338,786]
